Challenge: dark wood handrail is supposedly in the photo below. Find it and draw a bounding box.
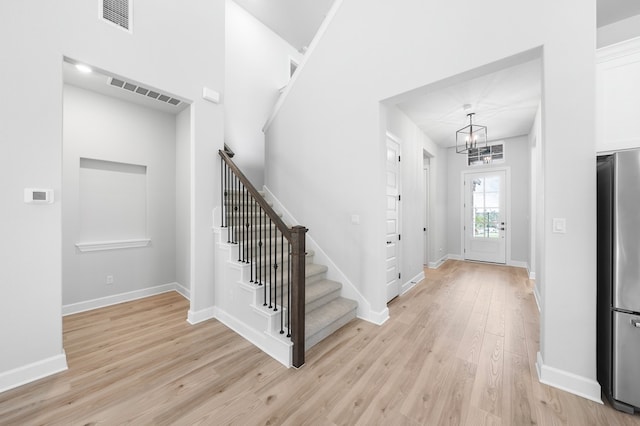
[219,149,306,368]
[219,150,292,240]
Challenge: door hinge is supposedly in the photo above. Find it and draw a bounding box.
[398,272,401,279]
[398,234,401,241]
[398,194,401,201]
[398,155,401,162]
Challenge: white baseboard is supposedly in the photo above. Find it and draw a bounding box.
[401,271,425,295]
[533,284,542,312]
[0,352,68,394]
[529,271,537,280]
[365,307,390,325]
[187,306,216,325]
[536,352,602,404]
[213,306,292,367]
[174,282,191,300]
[428,255,448,269]
[448,253,463,261]
[62,283,183,316]
[508,260,529,269]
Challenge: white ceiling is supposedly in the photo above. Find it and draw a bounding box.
[396,59,542,148]
[598,0,640,27]
[232,0,335,52]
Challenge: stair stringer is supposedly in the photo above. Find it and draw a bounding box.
[213,228,293,367]
[262,186,389,325]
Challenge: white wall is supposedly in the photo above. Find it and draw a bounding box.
[265,0,599,401]
[384,105,448,282]
[0,0,224,392]
[62,85,176,306]
[176,108,191,294]
[445,137,531,266]
[225,0,302,187]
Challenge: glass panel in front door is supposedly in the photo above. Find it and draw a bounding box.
[472,176,500,239]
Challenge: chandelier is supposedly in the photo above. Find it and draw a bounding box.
[456,112,487,154]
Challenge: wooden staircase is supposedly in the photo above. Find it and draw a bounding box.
[215,150,357,367]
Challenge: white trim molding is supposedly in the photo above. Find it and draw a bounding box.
[213,307,292,368]
[533,285,542,312]
[597,35,640,63]
[428,254,448,269]
[75,238,150,252]
[187,306,216,325]
[62,283,186,316]
[401,271,425,296]
[367,307,390,325]
[536,352,602,404]
[0,352,68,394]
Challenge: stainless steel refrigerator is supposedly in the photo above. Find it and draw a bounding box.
[597,150,640,414]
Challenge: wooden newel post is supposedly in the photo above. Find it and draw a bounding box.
[290,225,307,368]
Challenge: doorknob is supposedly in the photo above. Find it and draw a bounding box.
[386,241,392,244]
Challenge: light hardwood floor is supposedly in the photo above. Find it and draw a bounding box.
[1,260,639,425]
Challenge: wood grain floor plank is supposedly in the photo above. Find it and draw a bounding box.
[2,261,640,425]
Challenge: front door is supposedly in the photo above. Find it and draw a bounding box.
[386,134,400,302]
[464,170,506,263]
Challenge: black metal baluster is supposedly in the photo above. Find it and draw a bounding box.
[220,157,224,228]
[226,165,232,243]
[231,174,236,244]
[280,233,284,333]
[249,192,254,282]
[241,183,245,262]
[268,218,273,308]
[258,207,263,287]
[264,214,269,307]
[274,229,278,313]
[245,184,250,263]
[238,181,243,260]
[287,242,291,337]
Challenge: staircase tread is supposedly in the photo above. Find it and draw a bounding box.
[305,263,328,276]
[305,297,358,337]
[280,278,341,305]
[306,279,341,300]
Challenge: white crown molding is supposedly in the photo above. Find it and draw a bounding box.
[597,35,640,63]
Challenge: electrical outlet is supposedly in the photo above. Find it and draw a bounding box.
[106,275,114,285]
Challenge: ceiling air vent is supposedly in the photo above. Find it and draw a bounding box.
[102,0,131,31]
[108,77,182,107]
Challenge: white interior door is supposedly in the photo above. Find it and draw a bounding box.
[464,170,506,263]
[423,166,429,266]
[386,135,400,302]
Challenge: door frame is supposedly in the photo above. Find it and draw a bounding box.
[423,162,430,266]
[460,166,511,264]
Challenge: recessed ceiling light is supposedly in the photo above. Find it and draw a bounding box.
[75,63,92,74]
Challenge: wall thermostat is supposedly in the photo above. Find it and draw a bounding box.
[24,188,54,204]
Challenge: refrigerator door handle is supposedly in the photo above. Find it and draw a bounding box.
[632,319,640,328]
